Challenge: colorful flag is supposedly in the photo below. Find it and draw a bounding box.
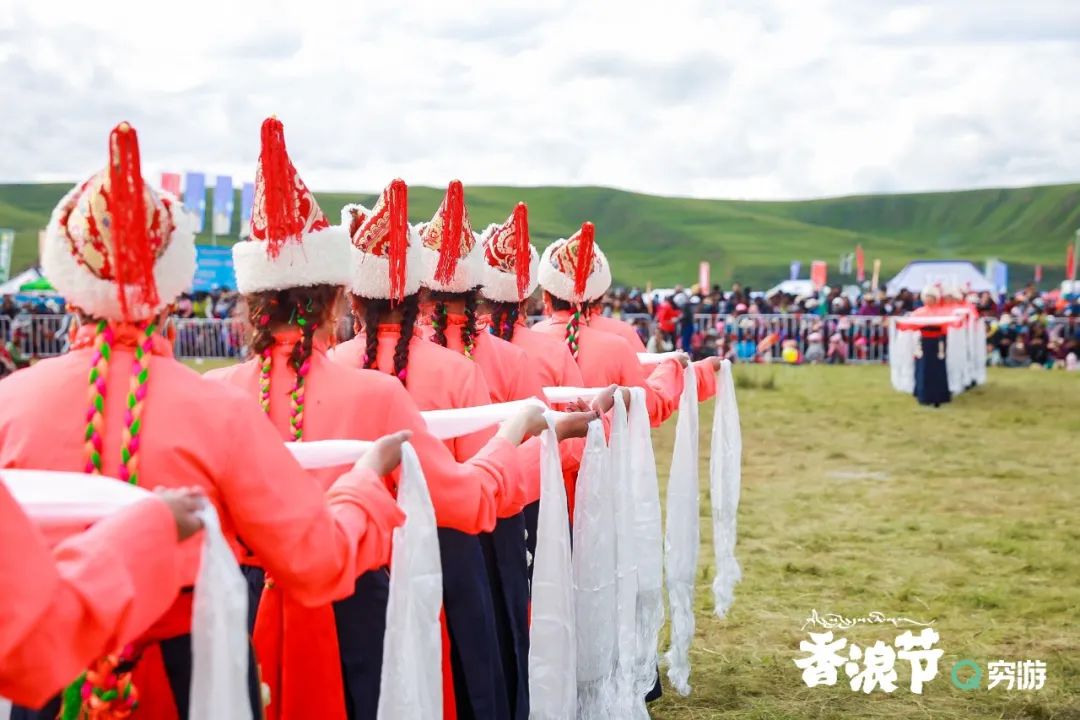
[239,182,255,238]
[790,261,801,281]
[160,172,182,197]
[810,260,827,290]
[183,172,207,233]
[855,245,865,282]
[0,229,14,283]
[871,259,881,291]
[1034,264,1043,283]
[698,261,711,292]
[212,176,234,236]
[1066,242,1076,282]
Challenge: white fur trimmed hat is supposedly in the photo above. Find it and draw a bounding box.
[538,221,612,303]
[417,180,482,294]
[345,179,422,301]
[41,122,197,322]
[479,202,538,303]
[232,117,351,294]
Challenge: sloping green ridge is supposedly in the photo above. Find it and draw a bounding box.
[2,182,1076,289]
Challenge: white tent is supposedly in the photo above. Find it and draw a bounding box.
[765,279,815,298]
[885,261,993,295]
[0,267,44,295]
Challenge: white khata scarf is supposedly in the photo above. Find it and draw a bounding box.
[663,364,699,696]
[572,418,617,719]
[528,413,577,720]
[376,443,442,720]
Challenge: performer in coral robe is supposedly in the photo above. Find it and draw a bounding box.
[478,202,584,391]
[532,222,685,428]
[329,180,592,720]
[411,184,545,720]
[0,122,405,720]
[585,286,719,401]
[0,483,201,708]
[210,163,539,720]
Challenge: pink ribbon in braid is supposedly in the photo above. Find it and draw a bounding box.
[118,323,154,485]
[84,321,113,474]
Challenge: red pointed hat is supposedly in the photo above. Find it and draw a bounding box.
[345,179,422,301]
[538,221,612,303]
[417,180,481,293]
[42,122,196,321]
[232,116,350,294]
[479,202,538,303]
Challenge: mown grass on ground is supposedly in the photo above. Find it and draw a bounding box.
[647,365,1080,720]
[189,361,1079,718]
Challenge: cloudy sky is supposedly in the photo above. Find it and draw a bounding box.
[2,0,1079,200]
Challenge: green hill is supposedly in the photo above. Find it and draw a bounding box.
[2,182,1077,290]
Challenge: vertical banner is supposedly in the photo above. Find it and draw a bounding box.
[987,260,1009,294]
[161,172,182,197]
[871,259,882,291]
[789,261,801,281]
[698,261,710,292]
[239,182,255,238]
[0,229,14,283]
[1066,238,1077,282]
[855,245,865,282]
[212,176,234,236]
[192,245,238,291]
[183,172,207,233]
[810,260,827,290]
[1034,264,1043,284]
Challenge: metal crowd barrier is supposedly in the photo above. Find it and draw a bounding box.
[2,312,1073,364]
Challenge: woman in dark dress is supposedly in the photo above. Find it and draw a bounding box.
[912,287,952,407]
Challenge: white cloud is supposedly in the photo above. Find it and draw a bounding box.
[0,0,1078,200]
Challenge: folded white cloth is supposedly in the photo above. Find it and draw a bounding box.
[528,414,577,719]
[285,440,373,469]
[636,351,685,365]
[542,386,610,404]
[2,469,152,547]
[378,443,443,719]
[421,398,547,439]
[664,364,699,696]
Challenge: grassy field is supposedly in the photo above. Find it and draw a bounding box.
[645,365,1080,720]
[185,358,1080,718]
[5,181,1080,288]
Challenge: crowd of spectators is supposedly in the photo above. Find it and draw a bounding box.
[3,282,1079,371]
[528,281,1080,369]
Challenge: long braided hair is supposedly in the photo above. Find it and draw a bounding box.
[547,294,584,359]
[82,318,157,485]
[246,284,339,441]
[487,300,522,343]
[350,293,420,385]
[429,289,480,360]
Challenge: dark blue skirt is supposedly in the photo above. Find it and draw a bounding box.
[439,527,510,720]
[479,514,531,720]
[915,336,951,406]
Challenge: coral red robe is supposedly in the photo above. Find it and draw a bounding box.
[0,323,403,717]
[588,312,718,401]
[531,311,684,428]
[0,484,182,707]
[208,330,525,720]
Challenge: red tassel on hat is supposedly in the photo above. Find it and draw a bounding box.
[434,180,465,286]
[573,222,595,299]
[108,122,159,319]
[513,202,530,300]
[259,117,300,258]
[387,179,409,303]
